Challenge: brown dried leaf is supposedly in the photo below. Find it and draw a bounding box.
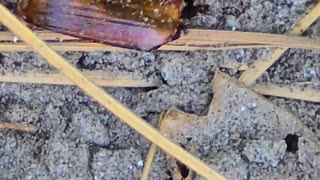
[17,0,184,51]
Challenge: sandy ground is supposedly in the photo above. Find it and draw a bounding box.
[0,0,320,179]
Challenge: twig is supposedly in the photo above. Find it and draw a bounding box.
[0,4,225,180]
[239,3,320,86]
[0,122,37,132]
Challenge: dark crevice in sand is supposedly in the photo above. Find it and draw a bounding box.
[285,134,299,153]
[87,145,99,180]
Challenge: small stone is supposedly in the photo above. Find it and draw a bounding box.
[137,160,144,168]
[13,36,18,43]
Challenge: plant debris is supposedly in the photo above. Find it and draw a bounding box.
[160,71,320,179]
[17,0,185,51]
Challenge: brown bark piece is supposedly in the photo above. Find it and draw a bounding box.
[160,71,320,179]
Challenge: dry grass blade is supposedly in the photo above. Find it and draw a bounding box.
[141,112,165,180]
[0,4,225,179]
[159,44,283,51]
[1,29,320,51]
[0,72,163,88]
[239,3,320,86]
[0,42,293,52]
[140,137,159,180]
[176,29,320,49]
[0,42,125,52]
[0,122,37,132]
[0,30,79,41]
[252,84,320,103]
[0,61,247,88]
